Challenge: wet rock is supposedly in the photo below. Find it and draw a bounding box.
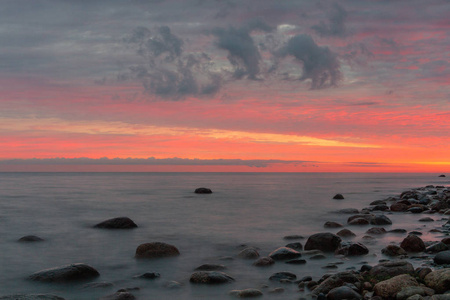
[433,250,450,264]
[229,288,263,298]
[311,272,362,296]
[390,202,410,212]
[381,245,407,257]
[419,217,434,222]
[336,208,359,214]
[372,205,390,211]
[415,267,432,281]
[408,207,424,214]
[268,288,284,294]
[189,271,234,284]
[348,218,369,225]
[100,291,136,300]
[326,286,362,300]
[285,259,306,264]
[333,194,345,200]
[370,200,387,206]
[0,295,65,300]
[133,272,160,279]
[373,274,419,298]
[195,264,226,271]
[28,263,100,283]
[424,268,450,293]
[408,231,423,236]
[396,286,429,300]
[269,271,296,282]
[389,229,407,234]
[135,242,180,258]
[283,234,304,240]
[400,235,426,252]
[285,242,303,251]
[237,247,260,259]
[252,257,274,267]
[304,233,341,252]
[370,215,392,225]
[324,221,343,228]
[194,187,212,194]
[348,214,373,223]
[369,260,414,279]
[426,242,449,253]
[94,217,138,229]
[269,247,301,260]
[366,227,387,235]
[18,235,44,242]
[335,242,369,256]
[336,229,356,238]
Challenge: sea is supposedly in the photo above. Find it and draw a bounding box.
[0,172,448,299]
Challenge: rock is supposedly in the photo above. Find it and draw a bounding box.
[333,194,345,200]
[336,229,356,238]
[135,242,180,258]
[390,202,409,212]
[429,295,450,300]
[372,205,390,211]
[252,257,274,267]
[283,235,304,240]
[326,286,362,300]
[100,291,136,300]
[83,282,114,289]
[336,208,359,214]
[415,267,432,280]
[408,207,424,214]
[324,221,343,228]
[133,272,160,279]
[166,281,182,289]
[189,271,234,284]
[304,233,341,252]
[371,200,387,205]
[400,235,426,252]
[335,243,369,256]
[348,218,369,225]
[373,274,419,298]
[369,260,414,279]
[389,229,408,234]
[194,187,212,194]
[269,271,296,282]
[194,264,226,271]
[426,242,449,253]
[381,245,407,257]
[348,214,373,223]
[433,250,450,264]
[28,263,99,283]
[285,242,303,250]
[310,254,327,260]
[269,247,301,260]
[424,268,450,293]
[366,227,387,235]
[442,237,450,245]
[311,272,361,296]
[229,288,263,298]
[94,217,138,229]
[237,247,260,259]
[0,295,65,300]
[268,288,284,294]
[370,215,392,225]
[419,217,434,222]
[18,235,44,242]
[396,286,428,300]
[285,259,306,264]
[438,175,446,177]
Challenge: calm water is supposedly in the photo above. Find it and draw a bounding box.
[0,172,448,299]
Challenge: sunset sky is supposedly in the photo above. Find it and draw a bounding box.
[0,0,449,172]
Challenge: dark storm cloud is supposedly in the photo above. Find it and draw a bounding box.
[311,3,348,37]
[277,34,342,89]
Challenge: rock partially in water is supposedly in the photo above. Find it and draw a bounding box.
[285,242,303,251]
[336,208,359,214]
[366,227,387,235]
[369,260,414,279]
[269,247,301,260]
[237,247,260,259]
[324,221,343,228]
[28,263,100,283]
[133,272,160,279]
[100,290,136,300]
[311,272,362,296]
[336,229,356,238]
[426,242,449,253]
[94,217,138,229]
[390,202,409,212]
[18,235,44,242]
[190,271,234,284]
[381,245,407,257]
[419,217,434,222]
[424,268,450,293]
[438,174,446,177]
[433,250,450,265]
[396,286,430,300]
[194,187,212,194]
[194,264,226,271]
[283,235,304,240]
[333,194,345,200]
[285,259,306,264]
[0,295,65,300]
[388,228,407,234]
[373,274,419,299]
[135,242,180,259]
[370,214,392,225]
[252,257,274,267]
[304,232,341,252]
[326,286,362,300]
[335,242,368,256]
[348,218,370,225]
[400,235,426,252]
[269,271,296,282]
[83,282,115,289]
[229,288,263,298]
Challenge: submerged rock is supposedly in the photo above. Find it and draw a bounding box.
[135,242,180,258]
[28,263,100,283]
[94,217,138,229]
[190,271,234,284]
[304,232,341,252]
[194,187,212,194]
[18,235,44,242]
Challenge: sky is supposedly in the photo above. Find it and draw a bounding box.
[0,0,449,172]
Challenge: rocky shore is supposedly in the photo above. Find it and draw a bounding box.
[2,185,450,300]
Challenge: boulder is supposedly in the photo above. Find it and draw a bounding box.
[381,245,407,257]
[237,247,259,259]
[18,235,44,242]
[424,268,450,293]
[311,272,361,296]
[269,271,296,282]
[333,194,345,200]
[366,227,387,235]
[426,242,449,253]
[324,221,343,228]
[252,257,274,267]
[304,233,341,252]
[400,235,426,252]
[189,271,234,284]
[370,215,392,225]
[194,264,226,271]
[229,289,263,298]
[335,243,368,256]
[390,202,409,212]
[28,263,100,283]
[433,250,450,265]
[369,260,414,279]
[94,217,138,229]
[336,229,356,238]
[373,274,419,298]
[326,286,362,300]
[135,242,180,258]
[0,296,65,300]
[268,247,301,260]
[194,187,212,194]
[395,286,429,300]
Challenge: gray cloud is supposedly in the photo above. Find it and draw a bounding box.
[277,34,342,89]
[311,3,348,37]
